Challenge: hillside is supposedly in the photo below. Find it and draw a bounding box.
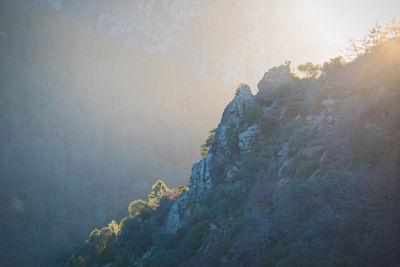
[69,33,400,266]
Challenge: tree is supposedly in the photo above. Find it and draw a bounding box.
[128,199,149,217]
[297,62,322,78]
[322,56,346,76]
[384,17,400,38]
[366,22,386,49]
[148,180,169,207]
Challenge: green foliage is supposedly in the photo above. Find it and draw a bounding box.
[288,126,313,155]
[362,19,400,52]
[120,217,153,258]
[281,154,319,179]
[84,220,120,265]
[281,156,302,178]
[294,157,320,178]
[144,249,181,267]
[350,123,388,164]
[260,116,277,137]
[226,123,246,155]
[176,185,188,192]
[128,199,152,219]
[151,180,169,197]
[148,179,169,208]
[127,180,172,220]
[266,165,400,266]
[237,155,269,184]
[322,56,346,75]
[284,100,305,120]
[297,62,322,78]
[244,105,263,125]
[68,20,400,267]
[67,255,87,267]
[200,128,216,158]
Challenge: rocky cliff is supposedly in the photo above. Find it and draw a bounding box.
[68,37,400,267]
[165,84,259,233]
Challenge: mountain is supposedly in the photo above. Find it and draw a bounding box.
[68,35,400,267]
[26,0,336,87]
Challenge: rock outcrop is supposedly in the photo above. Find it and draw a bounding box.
[165,84,257,233]
[238,124,261,155]
[257,64,294,102]
[212,84,255,157]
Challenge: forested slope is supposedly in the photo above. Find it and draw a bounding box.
[69,26,400,267]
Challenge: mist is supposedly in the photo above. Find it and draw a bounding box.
[1,0,399,266]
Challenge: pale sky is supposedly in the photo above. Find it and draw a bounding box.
[293,0,400,60]
[240,0,400,88]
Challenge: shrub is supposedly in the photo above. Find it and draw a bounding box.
[85,220,120,265]
[175,185,188,192]
[148,180,170,208]
[350,122,388,164]
[128,199,151,218]
[145,249,181,267]
[288,126,313,155]
[297,62,323,78]
[284,100,305,120]
[281,156,303,177]
[295,157,320,178]
[237,155,268,184]
[67,255,88,267]
[244,105,263,125]
[226,124,246,155]
[260,116,277,137]
[322,56,346,75]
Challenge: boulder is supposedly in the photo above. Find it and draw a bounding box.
[257,64,294,101]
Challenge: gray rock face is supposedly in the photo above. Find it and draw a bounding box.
[165,153,214,234]
[278,142,290,178]
[257,64,294,101]
[238,124,260,155]
[212,84,254,156]
[188,153,213,200]
[165,191,189,233]
[306,98,335,130]
[165,85,256,233]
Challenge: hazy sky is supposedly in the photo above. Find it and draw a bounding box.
[295,0,400,58]
[299,0,400,43]
[30,0,400,90]
[222,0,400,89]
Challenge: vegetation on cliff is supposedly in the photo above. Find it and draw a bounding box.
[68,21,400,267]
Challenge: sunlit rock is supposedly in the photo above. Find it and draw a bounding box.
[257,64,294,102]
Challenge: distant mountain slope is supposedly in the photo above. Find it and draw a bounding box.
[25,0,335,86]
[0,0,231,266]
[70,36,400,267]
